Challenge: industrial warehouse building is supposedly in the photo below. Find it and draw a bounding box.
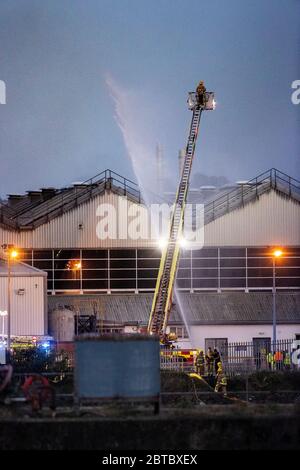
[0,167,299,348]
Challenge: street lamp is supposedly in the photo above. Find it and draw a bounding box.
[272,248,283,346]
[1,244,19,356]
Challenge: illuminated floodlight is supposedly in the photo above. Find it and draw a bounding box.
[273,249,283,258]
[179,238,188,248]
[158,239,168,250]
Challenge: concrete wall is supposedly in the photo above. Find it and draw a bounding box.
[174,324,300,349]
[123,323,300,350]
[0,276,47,336]
[1,409,300,450]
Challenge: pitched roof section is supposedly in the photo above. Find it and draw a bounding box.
[0,259,47,277]
[0,168,299,231]
[0,170,141,230]
[204,168,300,225]
[48,291,300,325]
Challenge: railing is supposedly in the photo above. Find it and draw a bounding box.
[221,338,300,376]
[204,168,300,224]
[0,169,142,229]
[160,339,300,376]
[0,168,299,230]
[160,345,196,372]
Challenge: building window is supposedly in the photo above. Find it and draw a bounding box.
[17,246,300,293]
[169,326,189,339]
[101,327,124,334]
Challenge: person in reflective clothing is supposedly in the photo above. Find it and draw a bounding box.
[274,350,283,370]
[214,362,227,397]
[206,347,214,375]
[213,348,221,374]
[283,351,291,370]
[195,350,205,376]
[267,351,274,370]
[196,80,206,106]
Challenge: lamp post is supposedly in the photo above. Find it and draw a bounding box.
[272,249,283,347]
[1,244,18,357]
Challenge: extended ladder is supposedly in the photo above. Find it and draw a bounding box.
[147,87,215,338]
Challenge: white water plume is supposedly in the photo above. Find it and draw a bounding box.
[106,75,161,207]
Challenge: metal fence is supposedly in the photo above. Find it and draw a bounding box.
[222,338,300,376]
[9,339,298,376]
[160,339,300,376]
[160,346,196,372]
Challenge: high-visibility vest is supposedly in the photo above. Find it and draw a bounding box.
[196,355,205,366]
[275,351,283,362]
[267,353,274,363]
[284,354,291,365]
[220,376,227,386]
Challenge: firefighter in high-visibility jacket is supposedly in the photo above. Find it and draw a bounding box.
[195,350,205,376]
[214,362,227,397]
[267,351,274,370]
[196,80,206,106]
[284,351,291,370]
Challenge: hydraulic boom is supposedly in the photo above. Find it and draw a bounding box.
[147,84,215,339]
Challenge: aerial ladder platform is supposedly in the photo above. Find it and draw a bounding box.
[147,84,215,339]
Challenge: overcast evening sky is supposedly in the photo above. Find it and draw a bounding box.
[0,0,299,197]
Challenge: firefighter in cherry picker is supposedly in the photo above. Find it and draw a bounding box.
[196,80,206,107]
[214,361,228,397]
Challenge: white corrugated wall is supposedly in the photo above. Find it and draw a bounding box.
[0,189,299,249]
[175,324,300,350]
[204,191,300,246]
[0,276,46,336]
[0,191,154,248]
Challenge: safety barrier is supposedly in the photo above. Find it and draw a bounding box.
[221,338,300,376]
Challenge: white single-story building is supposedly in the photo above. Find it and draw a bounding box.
[0,259,47,337]
[48,291,300,350]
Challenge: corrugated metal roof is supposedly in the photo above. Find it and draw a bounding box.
[48,292,300,325]
[0,169,142,230]
[1,168,299,232]
[0,259,47,277]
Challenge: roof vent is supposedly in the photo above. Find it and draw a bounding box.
[7,194,24,206]
[236,180,257,186]
[27,190,42,203]
[72,182,89,189]
[40,188,57,200]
